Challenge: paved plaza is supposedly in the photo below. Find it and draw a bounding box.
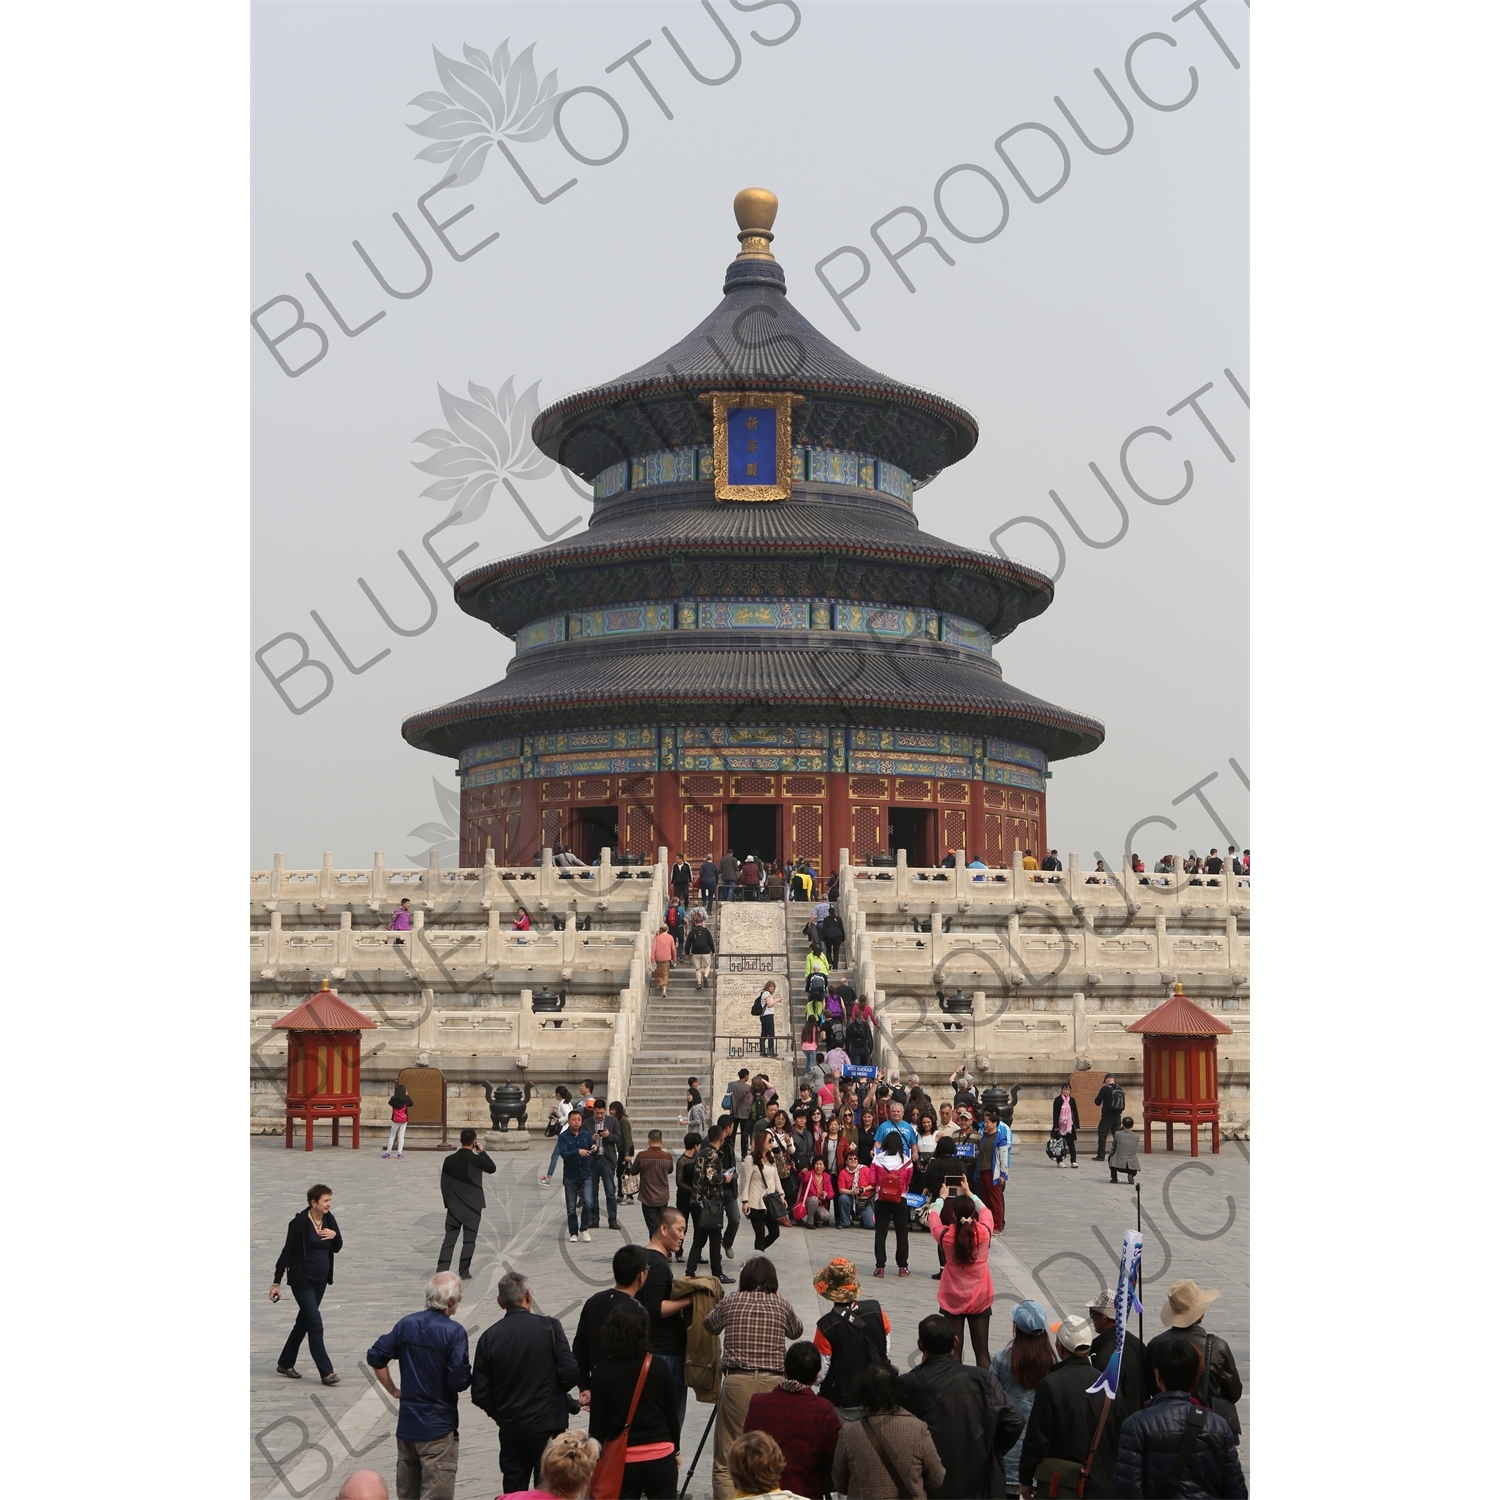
[251,1130,1249,1498]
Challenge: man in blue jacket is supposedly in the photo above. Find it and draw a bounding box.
[1112,1336,1247,1497]
[368,1272,472,1500]
[556,1108,596,1242]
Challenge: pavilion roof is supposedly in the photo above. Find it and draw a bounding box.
[1127,989,1233,1036]
[272,981,378,1032]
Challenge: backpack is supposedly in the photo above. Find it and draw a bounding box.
[806,970,828,1000]
[819,1304,886,1407]
[846,1018,872,1051]
[824,1017,846,1047]
[751,992,765,1017]
[875,1164,907,1203]
[1107,1083,1126,1114]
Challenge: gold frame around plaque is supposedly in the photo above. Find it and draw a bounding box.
[700,391,803,502]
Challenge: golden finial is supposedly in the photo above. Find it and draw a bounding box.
[733,188,778,261]
[320,977,331,990]
[1173,981,1185,996]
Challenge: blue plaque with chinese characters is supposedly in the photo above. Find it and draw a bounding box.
[704,391,800,501]
[726,407,777,488]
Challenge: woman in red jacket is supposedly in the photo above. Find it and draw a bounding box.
[930,1181,995,1366]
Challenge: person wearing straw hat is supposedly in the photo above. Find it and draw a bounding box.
[811,1258,892,1424]
[1145,1281,1243,1443]
[1017,1315,1113,1498]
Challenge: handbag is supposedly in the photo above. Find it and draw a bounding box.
[791,1176,815,1222]
[1045,1132,1067,1163]
[590,1354,653,1500]
[1032,1395,1111,1498]
[860,1416,915,1500]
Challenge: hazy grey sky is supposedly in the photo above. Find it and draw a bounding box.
[252,0,1248,870]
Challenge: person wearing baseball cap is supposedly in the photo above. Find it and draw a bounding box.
[1017,1314,1113,1497]
[1145,1280,1243,1443]
[990,1303,1054,1497]
[1087,1286,1147,1422]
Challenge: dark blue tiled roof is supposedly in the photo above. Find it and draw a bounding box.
[532,257,978,485]
[402,637,1104,762]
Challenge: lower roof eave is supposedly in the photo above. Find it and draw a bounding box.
[402,692,1104,764]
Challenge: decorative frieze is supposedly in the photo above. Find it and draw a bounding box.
[514,596,991,653]
[597,444,914,508]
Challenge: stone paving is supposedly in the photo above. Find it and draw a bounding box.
[252,1128,1248,1498]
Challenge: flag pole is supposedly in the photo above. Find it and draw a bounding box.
[1135,1181,1144,1347]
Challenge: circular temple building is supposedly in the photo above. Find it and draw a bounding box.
[403,190,1104,871]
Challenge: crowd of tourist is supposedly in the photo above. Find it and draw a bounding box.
[310,1237,1243,1500]
[274,1049,1244,1499]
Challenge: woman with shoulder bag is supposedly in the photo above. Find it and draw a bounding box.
[587,1300,680,1500]
[743,1131,786,1250]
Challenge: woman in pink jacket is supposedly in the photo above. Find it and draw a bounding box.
[930,1180,995,1366]
[650,924,677,994]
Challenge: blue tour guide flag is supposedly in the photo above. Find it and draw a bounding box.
[844,1064,877,1079]
[1088,1230,1144,1400]
[725,406,777,487]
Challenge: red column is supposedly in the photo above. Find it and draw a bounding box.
[826,773,852,875]
[517,778,542,864]
[658,771,683,863]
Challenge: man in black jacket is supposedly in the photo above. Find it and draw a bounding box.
[1092,1074,1125,1160]
[437,1129,496,1280]
[1113,1336,1247,1497]
[471,1271,581,1495]
[820,908,846,970]
[574,1244,650,1397]
[900,1314,1023,1499]
[1018,1315,1113,1498]
[1146,1281,1243,1440]
[1088,1287,1149,1481]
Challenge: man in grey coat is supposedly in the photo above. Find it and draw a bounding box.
[1108,1116,1141,1185]
[437,1129,497,1279]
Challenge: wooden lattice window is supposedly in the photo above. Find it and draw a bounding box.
[983,785,1008,809]
[1002,815,1038,859]
[731,774,775,798]
[541,807,565,848]
[682,805,715,861]
[501,782,522,807]
[576,778,611,802]
[619,775,655,799]
[790,804,823,862]
[894,778,932,802]
[937,780,969,803]
[850,776,888,800]
[982,812,1005,865]
[504,811,522,862]
[624,801,656,856]
[541,779,571,802]
[851,804,883,859]
[942,808,967,853]
[680,774,724,798]
[783,775,826,797]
